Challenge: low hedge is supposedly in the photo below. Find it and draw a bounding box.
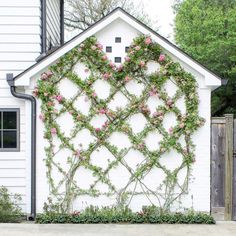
[36,206,215,224]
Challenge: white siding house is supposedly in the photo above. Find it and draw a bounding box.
[0,5,221,219]
[0,0,63,216]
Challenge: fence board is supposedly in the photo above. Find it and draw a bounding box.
[211,118,225,220]
[233,119,236,220]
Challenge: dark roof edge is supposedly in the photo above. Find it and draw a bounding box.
[13,7,222,82]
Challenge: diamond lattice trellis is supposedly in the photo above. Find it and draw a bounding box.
[35,35,204,213]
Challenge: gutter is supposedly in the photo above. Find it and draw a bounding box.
[6,73,37,221]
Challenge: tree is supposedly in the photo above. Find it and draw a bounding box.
[174,0,236,115]
[65,0,153,31]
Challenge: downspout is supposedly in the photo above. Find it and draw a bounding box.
[41,0,47,55]
[6,73,37,221]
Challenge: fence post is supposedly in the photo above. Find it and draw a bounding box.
[224,114,234,220]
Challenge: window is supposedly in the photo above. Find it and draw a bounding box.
[106,46,112,53]
[115,57,122,63]
[125,47,129,53]
[115,37,121,43]
[0,109,19,151]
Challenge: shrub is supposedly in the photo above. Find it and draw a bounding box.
[0,187,23,223]
[36,205,215,224]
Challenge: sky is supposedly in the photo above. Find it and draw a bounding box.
[140,0,175,40]
[65,0,176,42]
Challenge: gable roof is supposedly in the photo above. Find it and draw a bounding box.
[14,7,221,89]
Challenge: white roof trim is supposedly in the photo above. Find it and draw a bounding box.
[14,8,221,89]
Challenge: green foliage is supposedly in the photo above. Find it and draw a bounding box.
[174,0,236,115]
[36,205,215,224]
[0,187,23,223]
[34,35,204,214]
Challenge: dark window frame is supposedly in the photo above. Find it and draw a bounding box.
[114,57,122,63]
[0,108,20,152]
[106,46,112,53]
[115,37,121,43]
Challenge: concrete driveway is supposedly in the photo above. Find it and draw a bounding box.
[0,222,235,236]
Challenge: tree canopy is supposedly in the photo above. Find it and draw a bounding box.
[174,0,236,115]
[65,0,153,31]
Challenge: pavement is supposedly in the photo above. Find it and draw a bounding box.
[0,222,236,236]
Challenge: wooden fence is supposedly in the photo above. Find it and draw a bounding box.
[211,114,236,221]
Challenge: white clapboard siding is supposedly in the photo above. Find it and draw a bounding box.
[0,16,40,25]
[0,25,41,34]
[0,71,24,78]
[6,186,26,195]
[0,44,40,52]
[0,177,26,186]
[0,152,27,160]
[0,52,39,61]
[0,169,25,178]
[0,0,40,7]
[0,0,61,214]
[0,61,36,71]
[0,7,40,16]
[0,35,40,44]
[0,160,26,169]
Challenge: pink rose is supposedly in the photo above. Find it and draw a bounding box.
[135,45,141,51]
[47,101,54,107]
[56,95,63,103]
[168,127,174,134]
[140,61,145,67]
[33,88,39,96]
[91,45,97,50]
[102,55,108,60]
[166,99,173,106]
[149,87,157,96]
[99,108,106,115]
[145,37,152,45]
[53,109,58,114]
[39,114,45,121]
[95,128,101,132]
[46,71,53,77]
[41,73,48,80]
[96,43,103,50]
[153,112,158,117]
[92,92,97,98]
[179,123,185,129]
[117,65,123,71]
[51,128,57,135]
[103,72,111,80]
[125,56,130,62]
[159,115,164,121]
[159,54,165,62]
[75,149,81,157]
[125,76,131,82]
[109,61,115,68]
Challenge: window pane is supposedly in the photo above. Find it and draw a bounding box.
[106,46,112,53]
[115,37,121,43]
[3,112,17,129]
[0,130,2,148]
[115,57,121,63]
[0,112,2,129]
[3,131,17,148]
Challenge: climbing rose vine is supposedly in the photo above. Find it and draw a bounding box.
[34,34,205,213]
